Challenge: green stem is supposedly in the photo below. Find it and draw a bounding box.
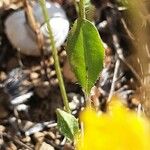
[73,0,79,17]
[79,0,85,19]
[85,93,91,107]
[39,0,70,113]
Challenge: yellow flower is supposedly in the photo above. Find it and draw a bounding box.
[76,98,150,150]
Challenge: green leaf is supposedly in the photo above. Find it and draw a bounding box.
[66,19,104,94]
[56,109,79,140]
[85,0,91,8]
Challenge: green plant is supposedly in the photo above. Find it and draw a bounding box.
[66,0,104,106]
[39,0,70,113]
[40,0,104,141]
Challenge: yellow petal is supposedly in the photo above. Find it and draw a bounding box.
[76,98,150,150]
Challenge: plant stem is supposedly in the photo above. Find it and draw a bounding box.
[73,0,79,17]
[85,92,91,107]
[39,0,70,113]
[79,0,85,19]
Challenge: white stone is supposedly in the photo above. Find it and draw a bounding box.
[5,1,69,56]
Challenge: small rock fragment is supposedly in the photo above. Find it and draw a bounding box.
[30,72,39,80]
[7,142,17,150]
[33,132,45,143]
[0,71,7,81]
[46,132,56,140]
[55,139,60,145]
[22,121,34,131]
[38,142,54,150]
[0,125,5,133]
[21,136,31,143]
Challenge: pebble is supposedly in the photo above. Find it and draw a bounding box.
[30,72,39,80]
[33,132,45,143]
[56,131,61,138]
[55,139,60,145]
[0,125,5,133]
[21,136,31,143]
[46,132,56,140]
[22,121,34,131]
[37,142,54,150]
[6,142,17,150]
[49,57,54,65]
[49,70,56,77]
[0,71,7,81]
[32,79,41,85]
[50,78,58,85]
[5,1,69,56]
